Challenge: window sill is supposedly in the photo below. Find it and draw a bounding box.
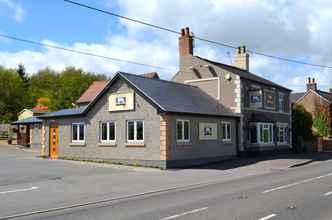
[98,142,117,147]
[125,142,145,147]
[222,139,232,144]
[70,142,86,147]
[176,141,192,146]
[277,142,289,145]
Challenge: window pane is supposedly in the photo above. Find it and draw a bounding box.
[101,123,107,141]
[269,125,273,142]
[127,121,135,141]
[72,124,78,141]
[109,122,115,141]
[79,124,84,141]
[136,121,143,140]
[184,121,189,140]
[221,124,226,139]
[260,125,263,142]
[227,124,231,140]
[177,121,182,140]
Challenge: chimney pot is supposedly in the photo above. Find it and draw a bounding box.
[181,28,185,36]
[242,46,246,53]
[312,77,315,83]
[185,27,190,36]
[308,77,311,83]
[306,76,317,91]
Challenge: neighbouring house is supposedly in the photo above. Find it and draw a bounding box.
[11,107,49,148]
[172,27,292,153]
[39,72,239,169]
[75,80,110,107]
[291,77,332,137]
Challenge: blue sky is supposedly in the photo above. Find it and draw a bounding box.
[0,0,331,92]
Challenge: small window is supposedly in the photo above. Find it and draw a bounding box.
[278,93,286,112]
[100,121,116,142]
[176,120,190,142]
[221,122,232,141]
[249,90,262,108]
[127,120,144,142]
[72,123,85,142]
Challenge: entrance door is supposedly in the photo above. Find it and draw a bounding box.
[49,124,59,159]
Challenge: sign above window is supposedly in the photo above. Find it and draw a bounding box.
[109,92,134,112]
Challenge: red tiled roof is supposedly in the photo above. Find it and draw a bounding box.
[76,80,109,104]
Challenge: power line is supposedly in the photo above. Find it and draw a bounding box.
[64,0,332,69]
[0,33,174,71]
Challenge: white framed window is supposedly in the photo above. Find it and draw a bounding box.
[100,121,116,143]
[249,90,262,108]
[126,120,144,143]
[249,122,274,145]
[221,122,232,141]
[278,93,286,112]
[277,124,288,144]
[176,119,190,142]
[72,122,85,143]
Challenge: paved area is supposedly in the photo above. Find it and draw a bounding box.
[1,144,332,219]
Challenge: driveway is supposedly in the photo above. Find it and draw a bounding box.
[1,144,332,219]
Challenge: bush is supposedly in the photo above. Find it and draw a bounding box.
[313,112,329,137]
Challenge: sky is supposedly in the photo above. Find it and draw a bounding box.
[0,0,331,92]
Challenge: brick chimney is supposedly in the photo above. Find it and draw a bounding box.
[234,46,249,71]
[179,27,194,58]
[306,77,317,91]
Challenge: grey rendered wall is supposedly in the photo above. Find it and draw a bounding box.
[173,56,238,110]
[165,114,237,162]
[45,78,161,163]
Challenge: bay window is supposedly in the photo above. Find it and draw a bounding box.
[249,123,274,145]
[277,124,288,144]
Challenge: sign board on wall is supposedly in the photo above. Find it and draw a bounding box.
[109,92,134,111]
[199,123,218,140]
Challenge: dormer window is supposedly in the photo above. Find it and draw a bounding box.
[249,90,262,108]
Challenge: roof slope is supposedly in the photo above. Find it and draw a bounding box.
[76,80,109,104]
[39,106,86,118]
[196,56,291,91]
[12,116,42,125]
[40,72,238,118]
[290,92,305,103]
[291,90,332,104]
[120,72,237,117]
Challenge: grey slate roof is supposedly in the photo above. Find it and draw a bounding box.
[119,72,237,117]
[38,106,86,118]
[12,116,42,125]
[317,90,332,102]
[290,92,305,103]
[39,72,238,118]
[196,56,291,91]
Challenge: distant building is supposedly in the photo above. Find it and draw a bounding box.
[291,77,332,137]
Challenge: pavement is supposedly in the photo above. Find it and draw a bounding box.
[1,144,332,219]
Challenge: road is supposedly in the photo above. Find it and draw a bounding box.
[1,145,332,220]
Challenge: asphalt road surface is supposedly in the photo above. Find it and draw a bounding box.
[1,146,332,220]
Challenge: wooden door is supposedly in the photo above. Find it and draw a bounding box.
[49,124,59,159]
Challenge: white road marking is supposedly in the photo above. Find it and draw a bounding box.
[160,207,208,220]
[323,191,332,196]
[258,213,277,220]
[0,187,39,195]
[262,172,332,194]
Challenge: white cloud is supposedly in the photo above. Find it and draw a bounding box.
[1,0,332,91]
[0,35,177,78]
[0,0,25,23]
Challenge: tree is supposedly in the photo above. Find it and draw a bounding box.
[17,64,29,84]
[313,112,329,137]
[292,104,313,139]
[0,66,25,122]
